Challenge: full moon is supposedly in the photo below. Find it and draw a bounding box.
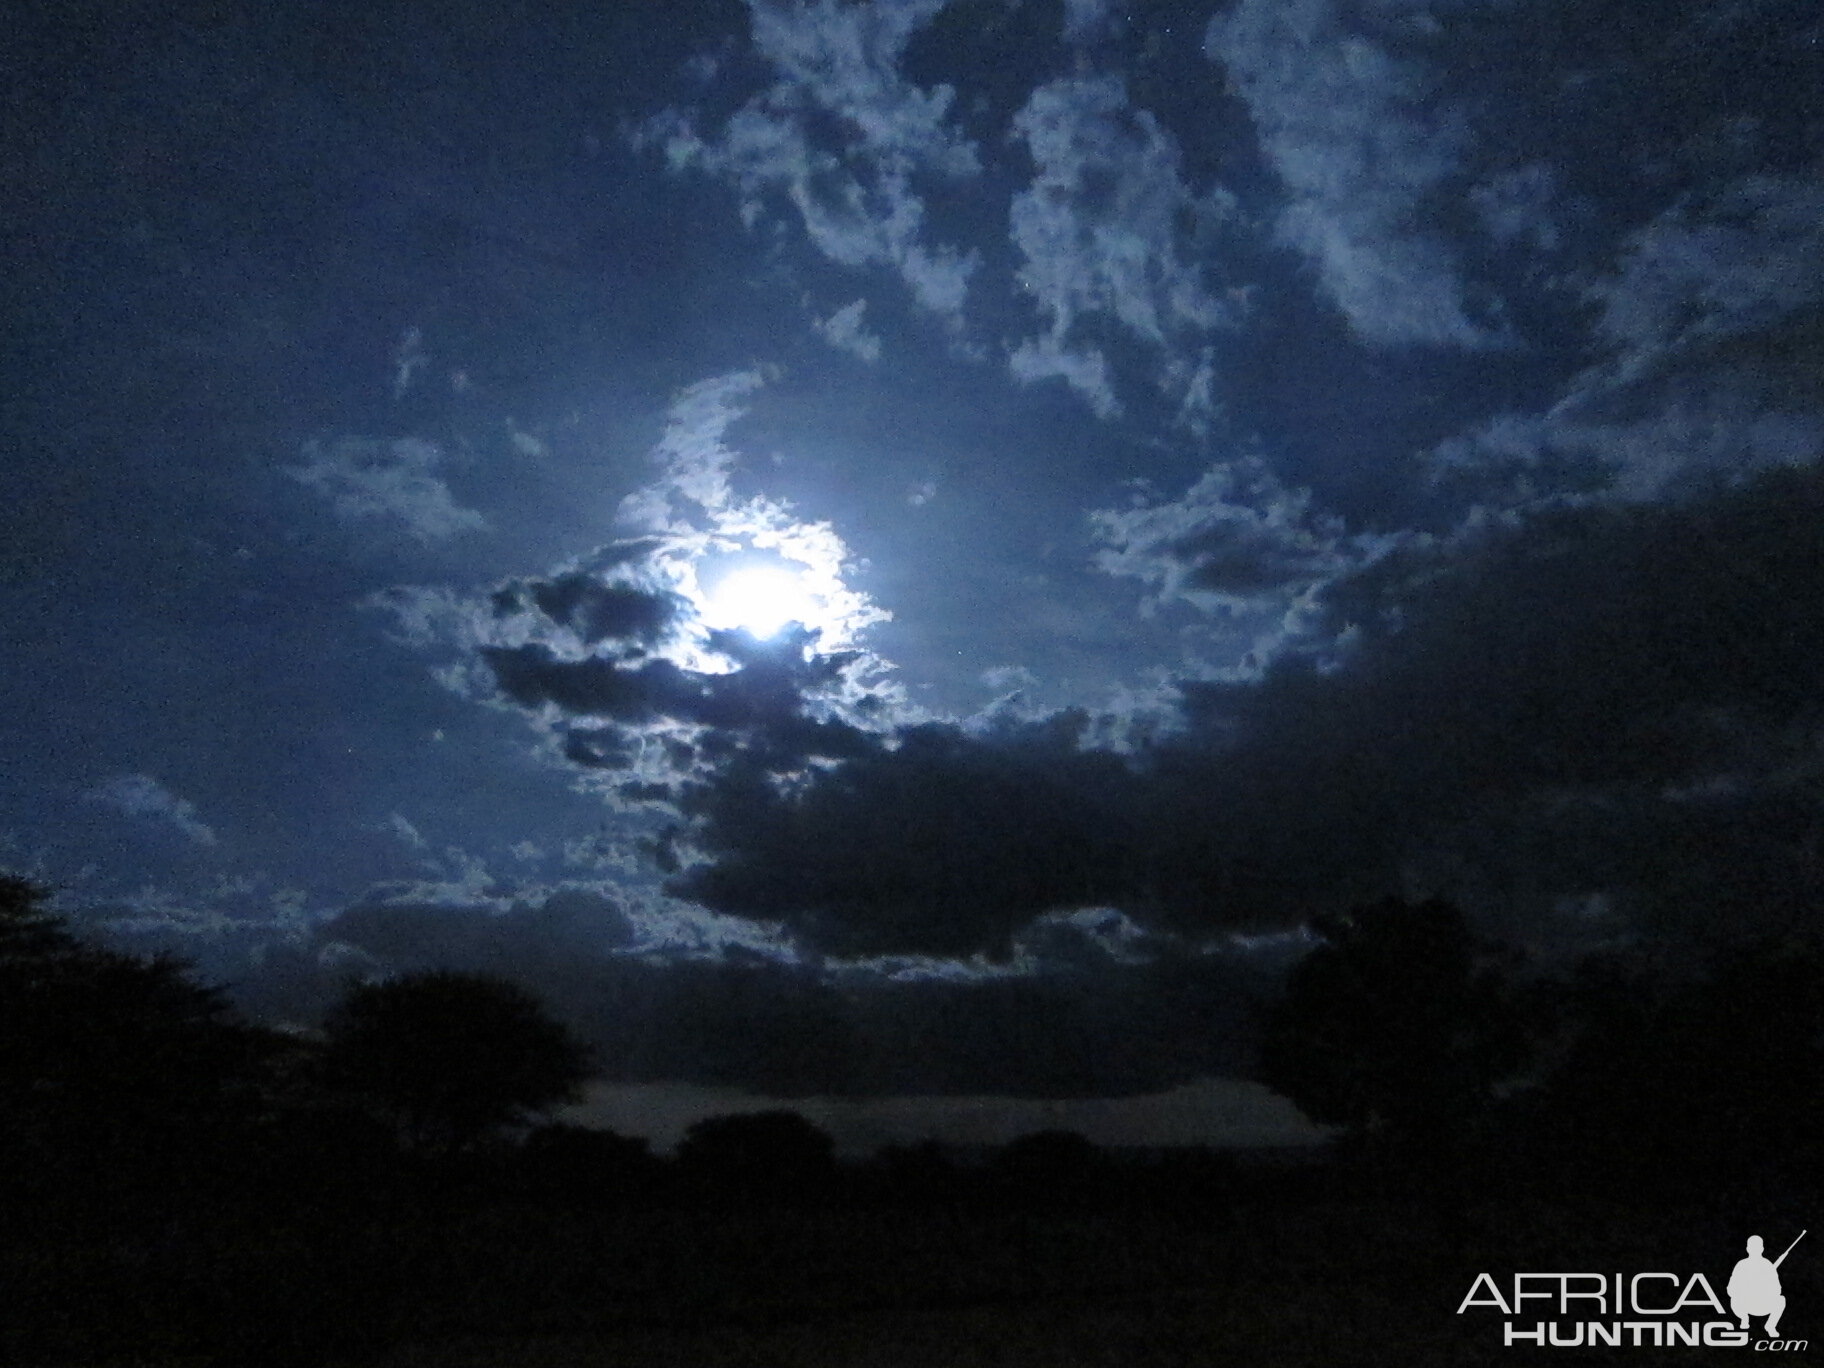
[702,565,820,639]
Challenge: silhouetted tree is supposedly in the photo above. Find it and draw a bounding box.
[1528,935,1824,1205]
[0,872,75,958]
[0,877,312,1364]
[991,1129,1113,1206]
[1141,1145,1240,1215]
[0,875,274,1193]
[1259,897,1531,1164]
[866,1139,962,1206]
[518,1121,663,1206]
[676,1109,837,1200]
[319,970,594,1154]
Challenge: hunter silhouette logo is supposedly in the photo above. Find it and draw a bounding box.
[1458,1229,1808,1349]
[1730,1231,1803,1339]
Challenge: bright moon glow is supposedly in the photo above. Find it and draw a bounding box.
[702,565,820,638]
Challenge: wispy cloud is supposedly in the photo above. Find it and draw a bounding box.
[1091,456,1368,613]
[1469,165,1561,253]
[88,774,219,847]
[1588,172,1824,372]
[1431,172,1824,507]
[1060,0,1116,44]
[813,298,883,362]
[638,0,980,322]
[287,437,487,543]
[1008,335,1121,419]
[1008,73,1234,417]
[1208,0,1495,348]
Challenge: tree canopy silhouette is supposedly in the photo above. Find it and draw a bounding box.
[0,875,273,1189]
[1259,896,1530,1155]
[991,1130,1112,1206]
[319,969,595,1154]
[1529,935,1824,1203]
[676,1109,837,1197]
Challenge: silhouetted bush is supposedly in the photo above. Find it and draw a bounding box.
[0,877,313,1361]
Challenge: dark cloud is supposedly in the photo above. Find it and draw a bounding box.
[231,884,634,1028]
[649,463,1824,956]
[559,725,640,771]
[1297,469,1824,780]
[232,883,1267,1099]
[481,626,879,768]
[483,645,694,722]
[319,887,638,967]
[497,573,691,649]
[673,712,1143,958]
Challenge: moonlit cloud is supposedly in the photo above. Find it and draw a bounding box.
[367,370,904,833]
[1091,457,1366,613]
[1430,172,1824,508]
[1207,0,1494,348]
[745,0,973,172]
[88,774,219,848]
[619,369,892,654]
[1008,73,1234,415]
[1011,75,1230,345]
[639,0,981,322]
[618,370,769,531]
[286,437,488,543]
[1008,335,1121,419]
[1589,172,1824,369]
[813,298,883,362]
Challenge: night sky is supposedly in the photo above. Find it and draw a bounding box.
[5,0,1820,1151]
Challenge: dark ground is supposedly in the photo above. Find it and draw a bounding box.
[13,1178,1813,1367]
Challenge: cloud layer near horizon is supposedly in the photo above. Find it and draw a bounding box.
[222,883,1269,1101]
